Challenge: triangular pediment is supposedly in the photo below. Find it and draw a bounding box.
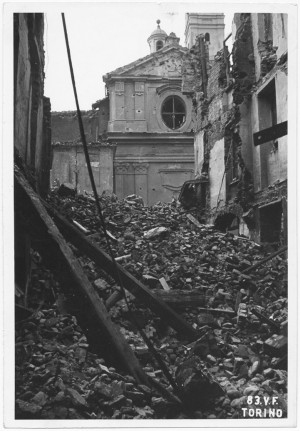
[103,45,189,80]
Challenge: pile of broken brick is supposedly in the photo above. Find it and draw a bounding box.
[15,190,288,419]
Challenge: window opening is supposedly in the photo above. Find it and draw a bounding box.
[260,202,282,245]
[161,96,186,130]
[205,33,210,42]
[156,40,163,51]
[258,79,278,187]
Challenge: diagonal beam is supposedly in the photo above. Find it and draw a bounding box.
[253,121,287,146]
[44,202,199,340]
[14,166,148,384]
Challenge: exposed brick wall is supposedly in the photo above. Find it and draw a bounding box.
[231,14,256,105]
[207,53,227,100]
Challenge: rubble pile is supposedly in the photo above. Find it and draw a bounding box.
[15,263,166,419]
[15,192,288,419]
[49,192,287,311]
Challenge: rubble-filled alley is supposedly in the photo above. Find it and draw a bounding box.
[11,10,292,424]
[15,186,288,419]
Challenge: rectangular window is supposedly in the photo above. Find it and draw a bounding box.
[259,201,282,244]
[257,78,278,188]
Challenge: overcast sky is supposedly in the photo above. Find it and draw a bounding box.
[44,3,234,112]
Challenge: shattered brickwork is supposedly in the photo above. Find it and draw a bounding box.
[190,12,287,242]
[207,53,228,100]
[257,14,278,78]
[231,14,256,105]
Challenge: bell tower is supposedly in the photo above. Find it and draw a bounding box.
[147,19,167,53]
[185,13,225,59]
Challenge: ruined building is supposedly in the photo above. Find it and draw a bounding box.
[14,13,51,291]
[182,13,287,245]
[50,16,226,206]
[14,13,51,196]
[50,110,115,195]
[92,20,198,205]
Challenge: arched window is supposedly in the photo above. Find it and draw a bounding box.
[156,40,163,51]
[161,96,186,130]
[205,32,210,42]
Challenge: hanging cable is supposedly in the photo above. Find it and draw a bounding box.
[61,13,181,398]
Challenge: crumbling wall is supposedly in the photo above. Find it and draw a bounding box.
[231,14,256,105]
[190,12,287,243]
[51,143,116,195]
[14,13,51,196]
[92,97,110,137]
[189,13,258,231]
[51,111,98,144]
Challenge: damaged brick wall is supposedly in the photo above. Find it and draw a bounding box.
[189,12,287,243]
[188,13,257,227]
[231,14,256,105]
[14,13,51,197]
[257,14,278,78]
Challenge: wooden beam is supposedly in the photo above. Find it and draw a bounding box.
[14,166,148,385]
[44,202,199,340]
[242,245,287,275]
[152,290,205,307]
[250,308,281,332]
[253,121,287,146]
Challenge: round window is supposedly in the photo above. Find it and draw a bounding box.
[161,96,186,130]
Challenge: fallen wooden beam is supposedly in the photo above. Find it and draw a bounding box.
[72,220,90,234]
[44,201,199,340]
[159,277,170,291]
[15,166,148,385]
[186,213,204,229]
[105,289,123,310]
[196,307,236,316]
[242,245,287,275]
[152,290,205,307]
[250,308,281,332]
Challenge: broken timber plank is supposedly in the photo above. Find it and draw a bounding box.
[105,289,123,310]
[44,202,199,340]
[14,166,148,385]
[152,290,205,307]
[72,220,90,234]
[159,277,170,291]
[253,121,287,146]
[196,307,236,316]
[242,245,287,275]
[186,213,204,229]
[250,308,281,332]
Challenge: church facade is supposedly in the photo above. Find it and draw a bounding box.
[94,21,195,205]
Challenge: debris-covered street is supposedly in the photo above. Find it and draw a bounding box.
[9,6,294,425]
[15,190,287,419]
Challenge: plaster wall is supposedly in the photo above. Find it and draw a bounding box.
[114,140,194,205]
[51,145,115,195]
[184,14,225,58]
[108,81,193,134]
[14,13,51,196]
[251,70,287,192]
[14,15,31,162]
[276,71,288,181]
[194,131,205,176]
[239,100,253,176]
[251,14,263,82]
[209,139,226,210]
[272,14,288,58]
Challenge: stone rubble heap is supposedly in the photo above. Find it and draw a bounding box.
[15,191,288,419]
